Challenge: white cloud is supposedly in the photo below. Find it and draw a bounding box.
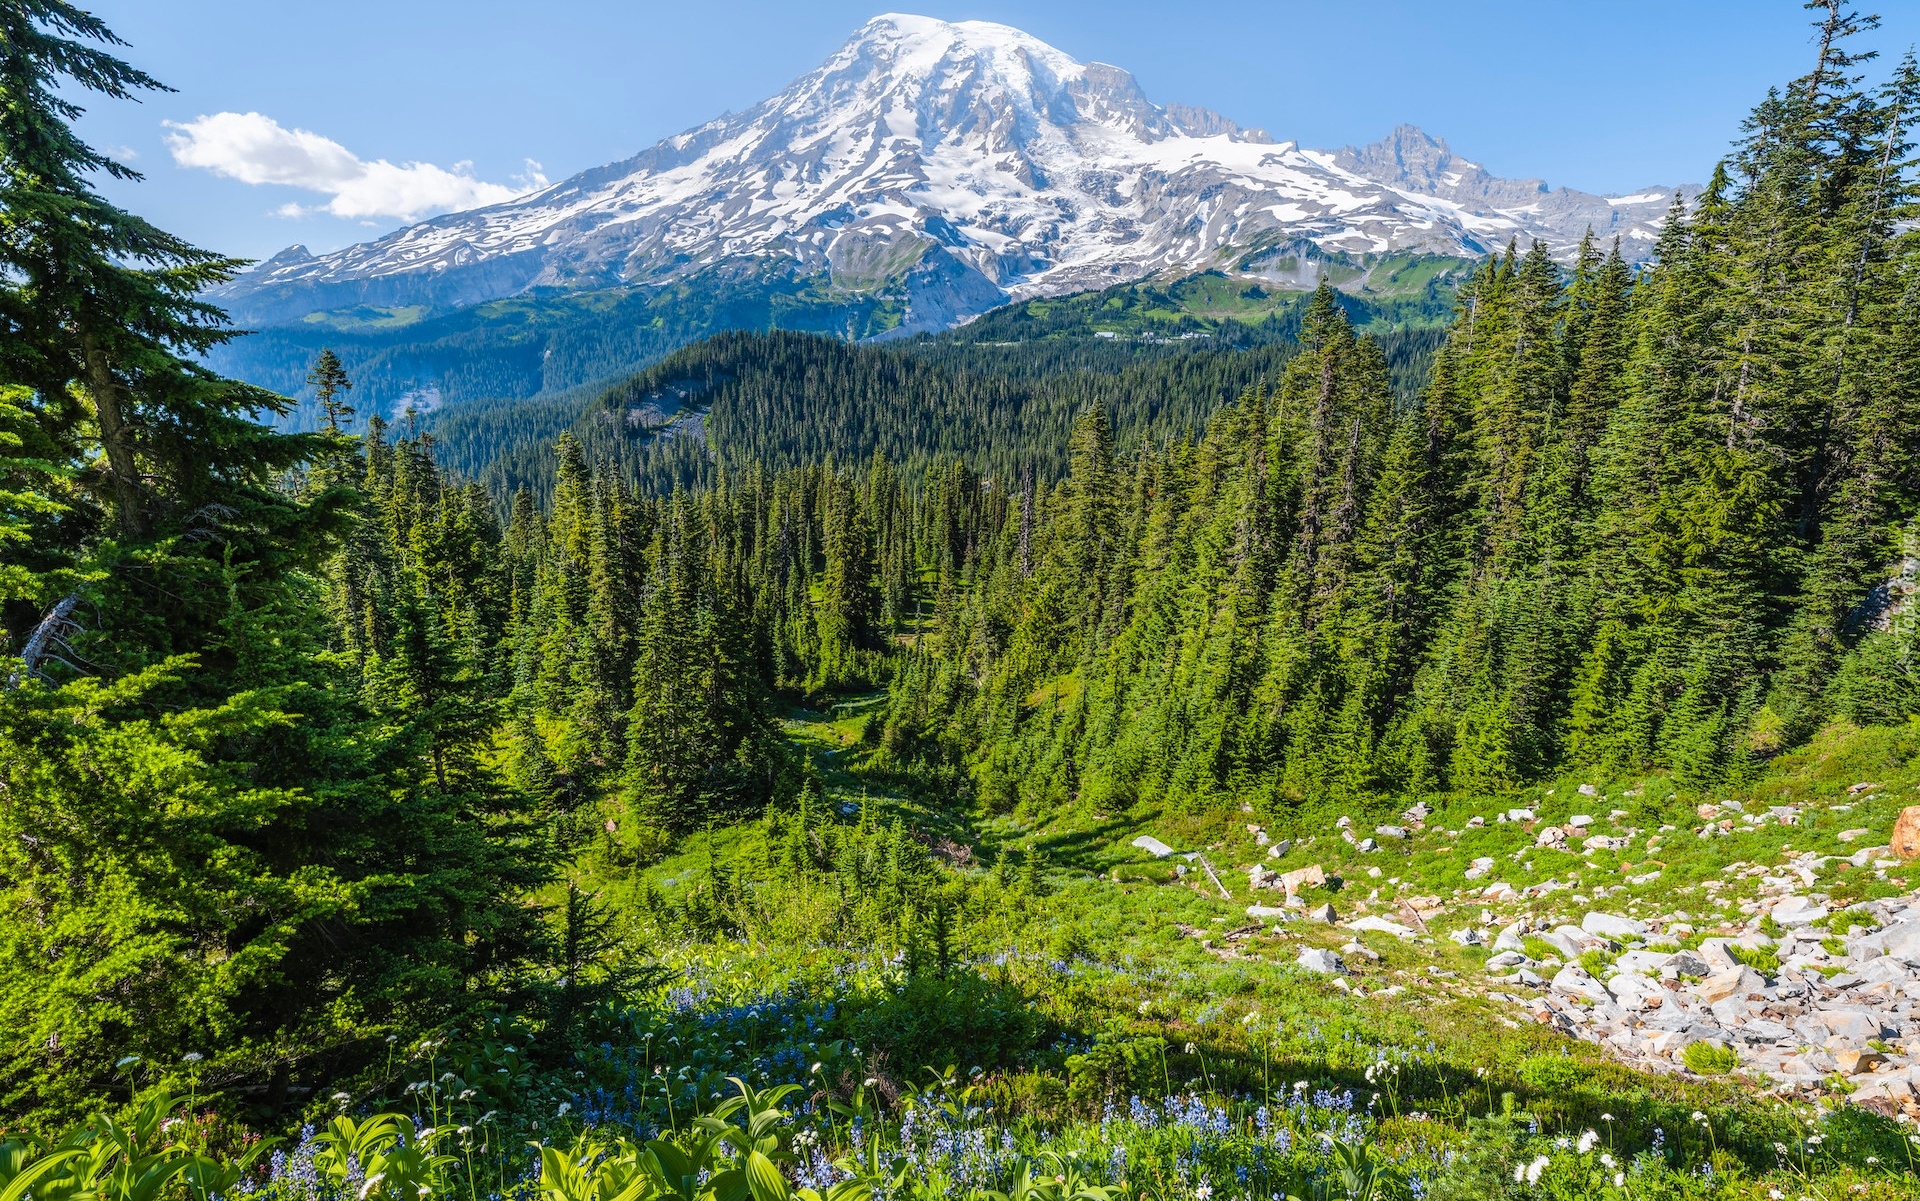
[163,111,547,222]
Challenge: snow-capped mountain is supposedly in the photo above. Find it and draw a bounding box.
[215,14,1687,333]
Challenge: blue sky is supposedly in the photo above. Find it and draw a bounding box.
[74,0,1920,261]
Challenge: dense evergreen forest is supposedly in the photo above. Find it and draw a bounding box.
[425,308,1446,506]
[8,2,1920,1198]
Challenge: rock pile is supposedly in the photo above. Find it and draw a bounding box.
[1491,899,1920,1117]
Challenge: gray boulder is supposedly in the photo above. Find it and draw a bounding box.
[1297,947,1345,975]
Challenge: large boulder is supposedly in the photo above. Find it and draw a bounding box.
[1770,895,1829,926]
[1297,947,1345,975]
[1582,911,1647,940]
[1278,863,1326,897]
[1692,966,1765,1004]
[1348,916,1418,939]
[1893,805,1920,861]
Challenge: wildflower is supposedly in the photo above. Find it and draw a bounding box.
[1195,1186,1212,1200]
[1576,1130,1598,1154]
[1691,1111,1706,1123]
[555,1102,571,1117]
[1612,1173,1624,1188]
[1599,1153,1615,1169]
[182,1052,204,1063]
[1601,1113,1613,1122]
[1807,1133,1823,1145]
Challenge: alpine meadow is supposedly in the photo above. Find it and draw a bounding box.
[11,2,1920,1200]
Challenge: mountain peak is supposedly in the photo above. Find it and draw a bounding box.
[217,15,1690,331]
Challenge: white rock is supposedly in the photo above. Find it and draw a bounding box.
[1348,916,1417,939]
[1450,927,1484,947]
[1296,947,1345,975]
[1605,971,1663,1007]
[1357,837,1379,852]
[1305,902,1338,923]
[1551,964,1613,1004]
[1582,911,1648,939]
[1374,825,1409,840]
[1692,966,1765,1004]
[1131,835,1175,858]
[1770,896,1829,927]
[1569,814,1594,828]
[1464,856,1495,880]
[1247,904,1289,918]
[1614,950,1671,975]
[1578,784,1600,797]
[1266,839,1292,859]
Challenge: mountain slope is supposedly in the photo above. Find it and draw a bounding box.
[213,14,1688,339]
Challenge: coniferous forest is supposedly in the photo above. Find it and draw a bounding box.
[8,3,1920,1199]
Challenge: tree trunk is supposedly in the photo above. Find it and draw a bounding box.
[80,332,146,539]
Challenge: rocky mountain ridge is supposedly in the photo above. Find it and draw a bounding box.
[214,14,1692,337]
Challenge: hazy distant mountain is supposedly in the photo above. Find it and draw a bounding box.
[213,14,1690,338]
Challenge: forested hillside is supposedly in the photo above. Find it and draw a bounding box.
[431,319,1445,506]
[6,3,1920,1200]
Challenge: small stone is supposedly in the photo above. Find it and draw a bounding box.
[1466,815,1485,828]
[1837,828,1870,843]
[1266,839,1293,859]
[1374,825,1409,840]
[1306,902,1337,923]
[1569,814,1594,828]
[1578,784,1599,797]
[1357,837,1379,852]
[1450,927,1483,947]
[1247,904,1289,919]
[1465,856,1495,880]
[1507,808,1535,823]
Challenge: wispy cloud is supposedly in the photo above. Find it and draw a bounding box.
[163,111,547,222]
